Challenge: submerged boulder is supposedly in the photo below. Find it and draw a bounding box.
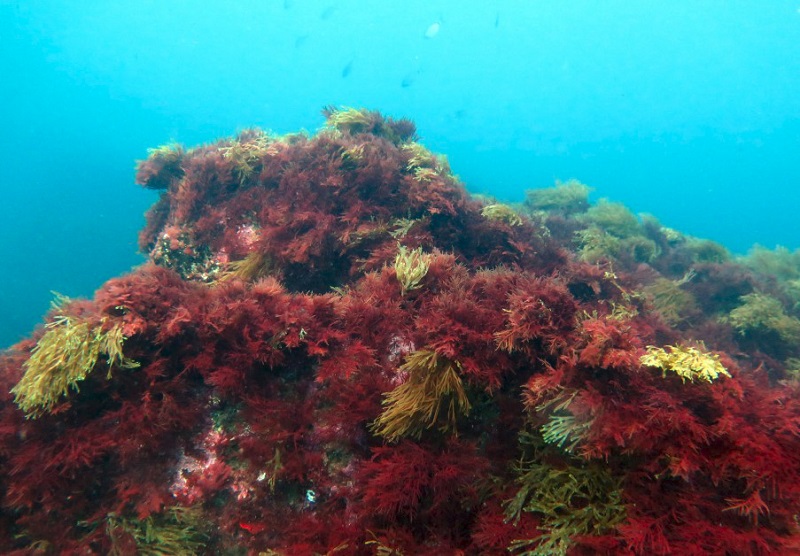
[2,108,800,554]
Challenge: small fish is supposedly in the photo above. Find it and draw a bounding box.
[424,22,440,39]
[401,73,416,88]
[495,12,500,28]
[294,34,309,48]
[341,60,353,78]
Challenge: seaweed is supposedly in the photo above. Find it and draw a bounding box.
[481,203,524,226]
[371,350,471,441]
[506,433,626,556]
[136,143,185,190]
[524,179,592,215]
[725,292,800,344]
[3,108,800,554]
[11,295,138,417]
[640,344,731,383]
[582,199,641,238]
[106,506,208,556]
[642,276,698,326]
[393,245,431,295]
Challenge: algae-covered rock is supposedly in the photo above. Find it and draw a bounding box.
[2,109,800,555]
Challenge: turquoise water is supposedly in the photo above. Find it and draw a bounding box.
[2,0,799,347]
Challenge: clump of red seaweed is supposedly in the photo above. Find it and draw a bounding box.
[2,107,800,554]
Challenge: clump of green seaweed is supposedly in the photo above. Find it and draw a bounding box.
[506,432,626,556]
[725,292,800,345]
[524,179,592,215]
[106,506,208,555]
[11,294,138,417]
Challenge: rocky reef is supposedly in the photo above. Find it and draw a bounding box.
[2,107,800,554]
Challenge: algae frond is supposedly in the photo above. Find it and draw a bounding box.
[686,237,729,264]
[394,245,431,295]
[322,106,417,144]
[365,531,404,555]
[640,344,730,383]
[538,392,590,454]
[389,217,418,239]
[372,350,471,441]
[219,130,274,185]
[742,244,800,282]
[540,413,591,454]
[221,251,275,283]
[401,141,451,182]
[481,203,523,226]
[506,432,626,556]
[524,179,592,215]
[785,358,800,381]
[575,227,621,263]
[107,506,207,556]
[340,143,366,168]
[401,142,437,171]
[575,226,659,264]
[582,199,641,238]
[12,299,139,417]
[324,106,374,133]
[725,292,800,344]
[138,143,185,190]
[642,277,698,326]
[411,167,439,183]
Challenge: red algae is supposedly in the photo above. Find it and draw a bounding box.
[1,107,800,554]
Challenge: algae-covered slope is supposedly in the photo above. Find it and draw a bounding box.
[1,108,800,554]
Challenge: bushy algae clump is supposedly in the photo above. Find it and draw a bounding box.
[393,244,432,295]
[506,434,626,556]
[640,344,731,383]
[2,107,800,554]
[524,178,591,215]
[726,292,800,344]
[11,295,138,417]
[371,349,471,441]
[481,203,524,226]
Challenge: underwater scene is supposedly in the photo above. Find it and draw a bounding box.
[2,2,800,554]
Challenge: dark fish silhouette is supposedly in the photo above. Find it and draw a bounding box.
[342,60,353,78]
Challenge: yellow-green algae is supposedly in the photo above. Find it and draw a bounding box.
[481,203,524,226]
[107,506,207,556]
[724,292,800,344]
[537,391,590,454]
[12,296,138,417]
[642,277,698,326]
[372,349,470,442]
[393,244,432,295]
[524,179,592,215]
[219,129,276,185]
[640,344,730,383]
[506,432,626,556]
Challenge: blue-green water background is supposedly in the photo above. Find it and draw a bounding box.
[2,1,799,348]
